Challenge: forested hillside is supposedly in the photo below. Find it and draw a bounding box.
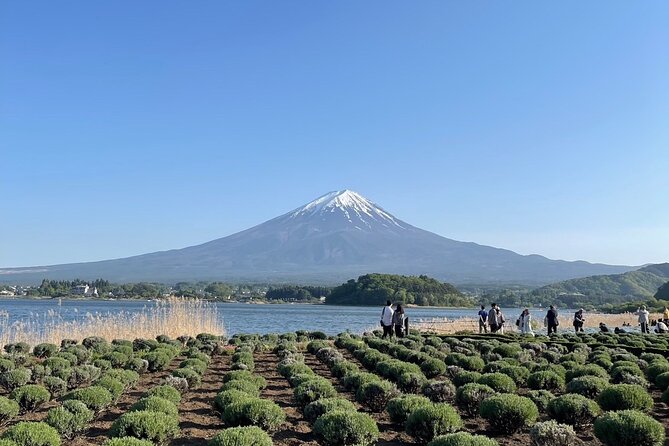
[326,273,473,307]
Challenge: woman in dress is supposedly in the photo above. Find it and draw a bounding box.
[519,308,533,335]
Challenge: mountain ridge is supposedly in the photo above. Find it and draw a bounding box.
[0,190,636,285]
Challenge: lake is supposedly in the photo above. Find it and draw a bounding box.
[0,298,555,336]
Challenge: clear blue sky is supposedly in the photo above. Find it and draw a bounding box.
[1,1,667,268]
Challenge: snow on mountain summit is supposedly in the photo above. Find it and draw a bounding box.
[288,190,407,230]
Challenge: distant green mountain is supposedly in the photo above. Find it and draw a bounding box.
[530,263,669,308]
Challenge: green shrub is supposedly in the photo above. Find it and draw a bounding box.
[110,410,180,443]
[477,373,516,394]
[398,372,428,393]
[220,380,261,397]
[565,376,610,398]
[222,398,286,432]
[427,432,499,446]
[1,368,32,391]
[645,360,669,383]
[213,390,252,413]
[304,398,357,423]
[0,396,20,424]
[356,380,398,412]
[0,440,18,446]
[145,385,181,405]
[143,352,171,372]
[95,377,125,401]
[102,369,140,388]
[0,421,61,446]
[172,368,202,388]
[313,410,379,446]
[342,372,379,391]
[406,403,463,442]
[63,386,113,411]
[654,371,669,390]
[331,361,359,379]
[565,364,609,382]
[422,380,456,403]
[33,344,58,359]
[222,371,266,389]
[594,410,665,446]
[455,383,494,416]
[480,394,538,433]
[10,385,50,411]
[42,377,67,397]
[445,354,484,372]
[208,426,272,446]
[0,359,15,373]
[498,366,530,386]
[102,437,154,446]
[547,394,601,426]
[130,397,178,418]
[421,359,447,379]
[179,358,207,375]
[529,420,578,446]
[451,370,481,387]
[386,395,431,424]
[597,384,653,412]
[45,400,94,439]
[528,371,565,392]
[294,379,336,407]
[3,343,30,355]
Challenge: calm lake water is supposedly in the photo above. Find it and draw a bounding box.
[0,298,556,336]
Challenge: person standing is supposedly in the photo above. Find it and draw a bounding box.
[392,303,406,338]
[545,305,559,335]
[478,305,488,333]
[496,306,506,334]
[488,303,499,333]
[573,309,585,332]
[637,305,650,334]
[380,300,395,339]
[663,306,669,322]
[519,308,533,335]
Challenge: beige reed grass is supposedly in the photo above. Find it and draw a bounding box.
[0,297,224,348]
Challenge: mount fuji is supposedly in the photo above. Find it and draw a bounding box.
[1,190,633,285]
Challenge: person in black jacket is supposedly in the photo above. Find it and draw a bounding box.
[545,305,559,335]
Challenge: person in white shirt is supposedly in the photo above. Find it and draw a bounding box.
[637,306,650,334]
[519,309,534,336]
[380,300,395,339]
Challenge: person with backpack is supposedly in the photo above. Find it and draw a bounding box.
[517,308,533,335]
[380,300,394,339]
[573,309,585,332]
[393,303,406,338]
[495,306,506,334]
[478,305,488,333]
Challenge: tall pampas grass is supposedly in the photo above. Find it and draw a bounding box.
[0,297,224,348]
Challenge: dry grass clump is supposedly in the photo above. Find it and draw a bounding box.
[0,297,224,348]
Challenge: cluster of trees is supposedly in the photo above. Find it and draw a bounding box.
[27,279,169,298]
[172,281,233,298]
[265,285,331,302]
[326,273,473,307]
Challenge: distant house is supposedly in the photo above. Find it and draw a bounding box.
[0,290,14,296]
[71,285,99,297]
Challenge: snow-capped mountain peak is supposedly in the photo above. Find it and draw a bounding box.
[289,190,407,230]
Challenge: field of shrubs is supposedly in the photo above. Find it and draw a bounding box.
[0,328,668,446]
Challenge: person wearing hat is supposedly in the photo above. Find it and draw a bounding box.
[637,305,650,334]
[573,309,585,333]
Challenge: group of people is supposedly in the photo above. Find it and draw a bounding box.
[380,300,409,339]
[477,304,520,334]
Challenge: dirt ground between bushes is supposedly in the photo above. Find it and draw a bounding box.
[169,354,230,446]
[254,352,320,446]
